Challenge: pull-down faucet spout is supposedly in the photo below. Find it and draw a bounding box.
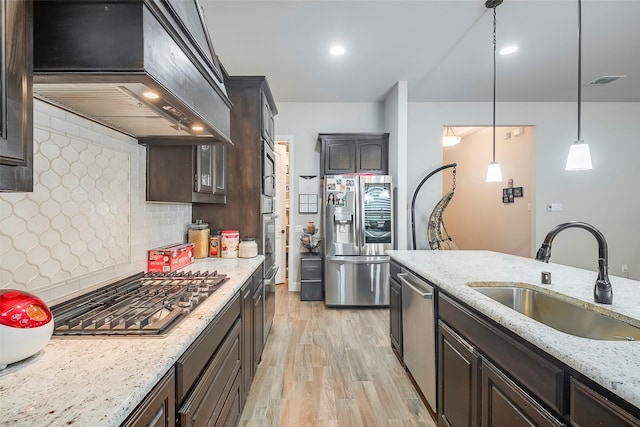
[535,221,612,304]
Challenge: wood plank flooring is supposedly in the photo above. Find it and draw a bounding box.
[240,284,436,427]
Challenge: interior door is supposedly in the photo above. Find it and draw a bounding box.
[274,143,287,284]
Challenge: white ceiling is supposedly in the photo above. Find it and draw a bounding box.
[199,0,640,103]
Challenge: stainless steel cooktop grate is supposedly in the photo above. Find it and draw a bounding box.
[50,271,228,337]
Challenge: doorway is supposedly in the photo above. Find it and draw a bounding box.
[442,126,535,257]
[274,139,290,285]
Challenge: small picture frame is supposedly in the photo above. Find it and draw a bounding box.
[513,186,523,197]
[502,188,514,203]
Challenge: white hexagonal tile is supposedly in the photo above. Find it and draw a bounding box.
[1,249,26,271]
[70,160,88,178]
[51,214,71,232]
[0,234,13,256]
[39,259,61,279]
[60,228,79,245]
[51,157,71,176]
[25,215,51,235]
[61,144,80,163]
[50,132,70,148]
[40,229,62,249]
[13,264,39,286]
[79,150,95,166]
[39,169,61,189]
[61,201,80,218]
[13,231,39,253]
[28,185,51,205]
[39,140,61,160]
[60,255,80,273]
[13,197,39,220]
[40,199,62,218]
[51,186,71,204]
[2,215,27,236]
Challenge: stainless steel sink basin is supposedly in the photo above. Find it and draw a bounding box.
[467,284,640,341]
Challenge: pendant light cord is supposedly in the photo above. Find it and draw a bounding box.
[577,0,582,142]
[492,5,497,162]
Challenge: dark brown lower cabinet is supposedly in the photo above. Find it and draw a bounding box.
[481,359,564,427]
[122,370,176,427]
[437,290,640,427]
[252,280,264,369]
[178,320,241,426]
[241,278,253,406]
[569,378,639,427]
[438,321,480,427]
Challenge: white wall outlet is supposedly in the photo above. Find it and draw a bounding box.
[295,224,303,233]
[622,264,628,273]
[546,203,563,212]
[513,127,525,136]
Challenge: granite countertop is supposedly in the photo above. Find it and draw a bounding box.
[387,250,640,409]
[0,256,264,427]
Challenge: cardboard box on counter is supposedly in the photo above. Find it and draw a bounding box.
[148,242,194,273]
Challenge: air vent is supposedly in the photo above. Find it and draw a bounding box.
[587,75,626,85]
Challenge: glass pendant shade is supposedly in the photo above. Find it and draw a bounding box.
[442,135,461,147]
[565,140,593,170]
[442,127,461,147]
[486,161,503,182]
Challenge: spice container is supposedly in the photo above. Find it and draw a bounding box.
[210,231,221,257]
[221,230,240,258]
[239,238,258,258]
[188,220,210,259]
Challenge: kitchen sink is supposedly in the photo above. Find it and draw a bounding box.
[467,283,640,341]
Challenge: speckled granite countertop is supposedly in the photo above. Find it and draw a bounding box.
[387,250,640,409]
[0,256,263,426]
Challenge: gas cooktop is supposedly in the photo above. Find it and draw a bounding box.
[50,270,228,337]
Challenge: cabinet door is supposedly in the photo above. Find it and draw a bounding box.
[253,281,264,369]
[0,0,33,192]
[212,144,226,198]
[438,321,481,427]
[241,279,253,402]
[322,138,356,175]
[569,377,639,427]
[389,277,402,361]
[481,359,564,427]
[123,370,176,427]
[356,139,388,174]
[195,144,214,194]
[261,92,274,145]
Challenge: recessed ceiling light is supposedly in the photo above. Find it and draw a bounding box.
[329,45,345,56]
[191,125,204,132]
[499,45,518,55]
[142,91,159,99]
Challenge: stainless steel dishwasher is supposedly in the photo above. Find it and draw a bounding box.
[399,268,436,412]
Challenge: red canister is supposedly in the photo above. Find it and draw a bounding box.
[221,230,240,258]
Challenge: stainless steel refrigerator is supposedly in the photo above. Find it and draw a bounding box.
[322,175,393,306]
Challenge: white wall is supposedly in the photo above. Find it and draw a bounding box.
[275,102,384,290]
[384,82,408,250]
[408,101,640,280]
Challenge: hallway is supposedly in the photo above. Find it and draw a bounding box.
[240,284,436,426]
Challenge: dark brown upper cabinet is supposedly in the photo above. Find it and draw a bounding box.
[1,0,33,192]
[319,133,389,176]
[146,142,226,204]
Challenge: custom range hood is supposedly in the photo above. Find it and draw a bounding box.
[32,0,232,143]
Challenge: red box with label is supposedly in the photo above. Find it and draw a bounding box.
[148,242,194,273]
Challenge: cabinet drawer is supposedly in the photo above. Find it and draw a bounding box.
[122,369,176,427]
[178,319,241,427]
[569,377,640,427]
[176,293,241,402]
[439,293,565,414]
[300,258,322,280]
[301,280,323,301]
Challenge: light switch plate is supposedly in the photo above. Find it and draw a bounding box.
[546,203,563,212]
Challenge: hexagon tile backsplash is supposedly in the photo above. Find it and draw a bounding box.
[0,100,192,303]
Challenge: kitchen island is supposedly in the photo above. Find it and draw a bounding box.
[387,250,640,420]
[0,256,263,426]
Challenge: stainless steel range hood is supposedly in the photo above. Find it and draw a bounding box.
[33,0,232,143]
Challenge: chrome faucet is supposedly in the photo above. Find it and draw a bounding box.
[535,221,612,304]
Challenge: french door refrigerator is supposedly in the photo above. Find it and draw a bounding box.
[322,175,394,306]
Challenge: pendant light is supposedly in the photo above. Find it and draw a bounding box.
[485,0,503,183]
[565,0,593,170]
[442,126,461,147]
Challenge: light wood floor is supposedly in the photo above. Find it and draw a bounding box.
[239,284,436,427]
